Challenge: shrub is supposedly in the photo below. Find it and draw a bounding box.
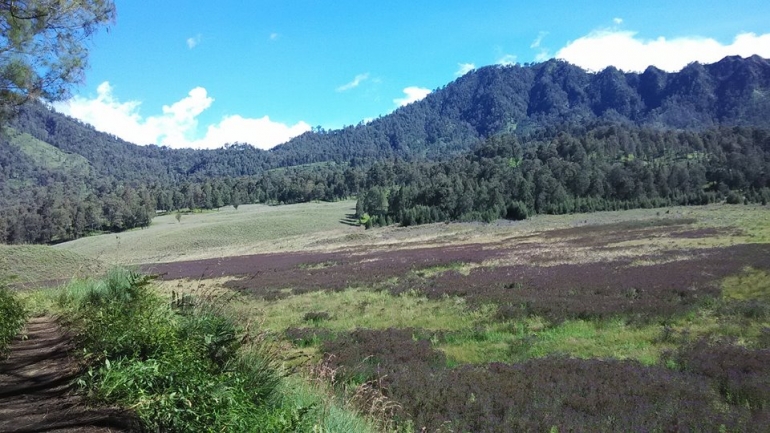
[321,328,446,386]
[388,358,758,432]
[303,311,331,323]
[285,327,336,347]
[320,329,770,432]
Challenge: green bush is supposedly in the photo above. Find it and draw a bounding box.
[0,285,26,354]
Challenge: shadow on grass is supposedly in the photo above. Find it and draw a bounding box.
[339,213,360,227]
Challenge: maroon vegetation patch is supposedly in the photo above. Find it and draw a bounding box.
[391,244,770,322]
[144,243,510,299]
[539,218,698,247]
[320,328,768,432]
[668,227,738,238]
[145,237,770,321]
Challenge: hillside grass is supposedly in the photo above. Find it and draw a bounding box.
[56,200,769,267]
[56,201,363,265]
[3,127,92,178]
[0,244,108,287]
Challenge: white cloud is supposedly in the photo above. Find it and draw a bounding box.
[534,51,550,62]
[52,81,310,150]
[394,86,431,107]
[530,31,548,49]
[497,54,517,66]
[455,63,476,76]
[613,17,623,25]
[531,31,551,63]
[556,30,770,72]
[192,115,311,150]
[186,34,202,49]
[269,32,279,41]
[336,73,370,92]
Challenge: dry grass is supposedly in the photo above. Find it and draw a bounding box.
[155,279,487,334]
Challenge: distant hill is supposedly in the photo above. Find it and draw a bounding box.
[2,55,770,244]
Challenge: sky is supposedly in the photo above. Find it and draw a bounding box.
[51,0,770,150]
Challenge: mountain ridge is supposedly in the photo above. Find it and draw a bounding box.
[5,55,770,177]
[269,55,770,164]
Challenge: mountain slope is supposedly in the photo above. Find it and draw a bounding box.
[272,55,770,165]
[3,128,92,181]
[6,55,770,180]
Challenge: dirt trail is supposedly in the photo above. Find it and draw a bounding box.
[0,317,137,433]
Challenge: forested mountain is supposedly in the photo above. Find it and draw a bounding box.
[274,54,770,163]
[1,55,770,244]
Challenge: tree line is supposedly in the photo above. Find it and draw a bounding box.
[2,122,769,244]
[356,123,770,227]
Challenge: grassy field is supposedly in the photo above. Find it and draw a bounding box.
[57,200,769,266]
[38,202,770,431]
[56,201,362,265]
[140,205,770,431]
[0,244,108,287]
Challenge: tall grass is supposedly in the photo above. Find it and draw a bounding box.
[55,269,383,432]
[57,270,304,431]
[0,284,26,355]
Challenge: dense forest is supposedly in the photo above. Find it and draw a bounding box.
[1,56,769,244]
[356,123,770,227]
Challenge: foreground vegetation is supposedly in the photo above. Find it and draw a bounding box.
[14,270,381,432]
[0,285,26,355]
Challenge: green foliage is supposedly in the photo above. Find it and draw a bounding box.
[0,284,26,354]
[358,125,770,227]
[57,269,314,432]
[0,0,116,119]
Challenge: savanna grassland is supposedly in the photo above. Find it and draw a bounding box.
[50,201,770,431]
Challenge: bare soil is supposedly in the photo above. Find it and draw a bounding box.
[0,317,139,433]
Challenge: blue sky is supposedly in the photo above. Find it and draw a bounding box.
[53,0,770,149]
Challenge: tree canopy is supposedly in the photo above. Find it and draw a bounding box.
[0,0,115,120]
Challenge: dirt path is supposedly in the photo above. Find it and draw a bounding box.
[0,317,138,432]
